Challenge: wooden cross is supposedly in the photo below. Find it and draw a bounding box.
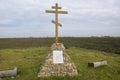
[45,3,68,44]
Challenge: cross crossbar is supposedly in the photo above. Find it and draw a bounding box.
[52,6,61,9]
[52,20,62,27]
[46,10,68,14]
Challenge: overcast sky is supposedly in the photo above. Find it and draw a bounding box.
[0,0,120,38]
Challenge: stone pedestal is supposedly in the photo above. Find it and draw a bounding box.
[38,43,78,77]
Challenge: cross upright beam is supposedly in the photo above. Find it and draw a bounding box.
[45,3,68,44]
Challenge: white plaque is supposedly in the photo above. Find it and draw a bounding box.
[53,50,64,64]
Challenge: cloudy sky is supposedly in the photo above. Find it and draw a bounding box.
[0,0,120,38]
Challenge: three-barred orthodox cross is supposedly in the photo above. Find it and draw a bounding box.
[45,3,68,44]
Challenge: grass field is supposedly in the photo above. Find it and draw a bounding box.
[0,47,120,80]
[0,37,120,54]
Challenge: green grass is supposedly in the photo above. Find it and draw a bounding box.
[0,37,120,54]
[0,47,120,80]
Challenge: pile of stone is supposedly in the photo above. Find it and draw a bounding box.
[38,43,78,77]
